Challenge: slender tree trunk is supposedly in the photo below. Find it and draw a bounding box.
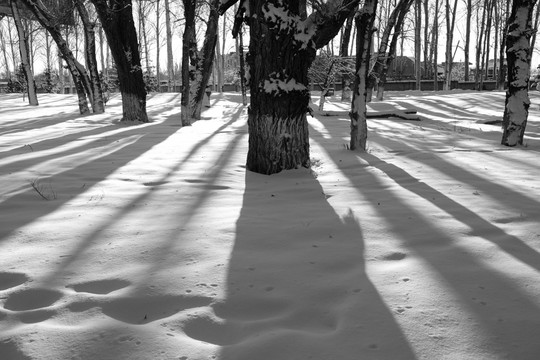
[99,26,105,78]
[340,10,355,100]
[165,0,174,91]
[238,25,247,105]
[139,0,151,75]
[215,30,223,92]
[423,0,429,78]
[11,0,38,105]
[433,0,439,90]
[464,0,472,81]
[181,0,196,125]
[45,30,51,73]
[191,0,220,119]
[481,0,493,88]
[351,0,378,151]
[502,0,537,146]
[220,13,226,93]
[415,0,421,89]
[91,0,148,122]
[19,0,92,113]
[7,17,19,75]
[156,0,161,92]
[444,0,458,90]
[493,0,499,82]
[528,0,540,65]
[498,0,510,89]
[476,0,487,89]
[375,0,413,100]
[74,0,105,113]
[0,25,12,79]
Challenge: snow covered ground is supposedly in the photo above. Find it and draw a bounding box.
[1,90,539,360]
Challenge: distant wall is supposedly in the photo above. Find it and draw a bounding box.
[312,80,499,92]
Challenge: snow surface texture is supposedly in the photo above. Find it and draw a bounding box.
[1,90,540,360]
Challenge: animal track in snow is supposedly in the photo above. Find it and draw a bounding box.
[67,279,130,294]
[0,272,29,290]
[3,288,63,311]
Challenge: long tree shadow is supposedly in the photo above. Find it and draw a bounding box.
[38,106,247,286]
[0,94,184,171]
[309,123,540,358]
[183,170,417,360]
[0,100,211,244]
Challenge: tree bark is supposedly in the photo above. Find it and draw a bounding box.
[375,0,413,100]
[220,0,361,174]
[10,0,38,106]
[498,0,510,90]
[350,0,378,151]
[432,0,439,90]
[464,0,472,81]
[165,0,174,92]
[74,0,105,113]
[238,25,247,105]
[191,0,220,119]
[444,0,458,90]
[340,10,355,101]
[181,0,196,126]
[91,0,148,122]
[0,24,12,79]
[18,0,92,113]
[156,0,161,92]
[414,0,421,89]
[501,0,537,146]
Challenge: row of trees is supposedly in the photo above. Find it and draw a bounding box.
[1,0,536,174]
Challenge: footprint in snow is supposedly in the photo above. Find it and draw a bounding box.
[66,278,131,295]
[0,272,29,291]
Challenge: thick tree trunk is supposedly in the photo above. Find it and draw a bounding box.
[502,0,537,146]
[91,0,148,122]
[244,2,312,174]
[191,0,219,119]
[350,0,378,151]
[74,0,104,113]
[219,0,360,174]
[11,0,38,106]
